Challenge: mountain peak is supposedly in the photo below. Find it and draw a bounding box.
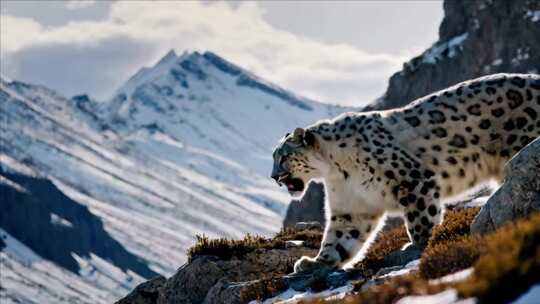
[156,49,178,66]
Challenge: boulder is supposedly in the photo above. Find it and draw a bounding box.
[115,276,166,304]
[471,137,540,234]
[157,247,316,304]
[283,182,326,228]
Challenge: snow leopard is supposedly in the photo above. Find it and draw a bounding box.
[271,73,540,273]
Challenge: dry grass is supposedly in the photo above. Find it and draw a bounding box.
[457,212,540,303]
[419,235,485,279]
[418,207,483,279]
[428,207,480,246]
[355,226,410,275]
[187,227,322,262]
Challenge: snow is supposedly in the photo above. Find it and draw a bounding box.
[257,284,353,304]
[513,284,540,304]
[396,289,476,304]
[422,32,469,64]
[525,10,540,22]
[429,268,473,285]
[50,213,74,228]
[0,229,116,304]
[492,59,503,66]
[379,259,420,279]
[511,48,530,66]
[0,50,351,303]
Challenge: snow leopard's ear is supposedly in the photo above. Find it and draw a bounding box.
[303,130,316,148]
[294,128,317,149]
[293,127,305,139]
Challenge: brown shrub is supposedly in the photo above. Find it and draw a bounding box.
[187,227,322,262]
[428,207,480,247]
[418,207,484,279]
[355,226,410,275]
[457,211,540,304]
[419,235,485,279]
[187,234,282,262]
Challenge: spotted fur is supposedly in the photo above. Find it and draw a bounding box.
[271,73,540,273]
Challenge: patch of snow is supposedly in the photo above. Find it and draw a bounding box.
[0,175,27,193]
[380,259,420,279]
[492,59,503,66]
[50,213,74,228]
[430,268,473,285]
[285,240,304,247]
[397,289,475,304]
[525,10,540,22]
[513,284,540,304]
[422,32,469,64]
[511,48,530,66]
[258,284,353,304]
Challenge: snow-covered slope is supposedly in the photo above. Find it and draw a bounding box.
[0,50,349,303]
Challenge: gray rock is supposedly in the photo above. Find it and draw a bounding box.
[471,137,540,234]
[157,258,226,304]
[115,276,166,304]
[156,247,316,304]
[203,278,287,304]
[283,182,326,228]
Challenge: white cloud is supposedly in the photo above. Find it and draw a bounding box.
[0,1,407,106]
[65,0,96,10]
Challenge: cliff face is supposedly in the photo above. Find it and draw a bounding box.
[369,0,540,111]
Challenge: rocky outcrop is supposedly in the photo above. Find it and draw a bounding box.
[114,230,320,304]
[116,276,167,304]
[158,247,317,304]
[471,137,540,234]
[283,182,326,228]
[369,0,540,111]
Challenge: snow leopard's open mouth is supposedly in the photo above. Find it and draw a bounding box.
[277,174,305,194]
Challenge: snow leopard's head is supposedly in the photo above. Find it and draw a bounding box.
[271,127,326,198]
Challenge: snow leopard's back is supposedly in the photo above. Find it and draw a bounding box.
[385,73,540,198]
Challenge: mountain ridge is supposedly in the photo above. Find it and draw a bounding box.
[0,49,348,303]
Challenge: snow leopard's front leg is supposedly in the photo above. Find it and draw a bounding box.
[294,212,381,273]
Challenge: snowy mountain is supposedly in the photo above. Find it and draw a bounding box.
[0,50,349,303]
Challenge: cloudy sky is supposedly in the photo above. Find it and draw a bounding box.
[0,1,443,106]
